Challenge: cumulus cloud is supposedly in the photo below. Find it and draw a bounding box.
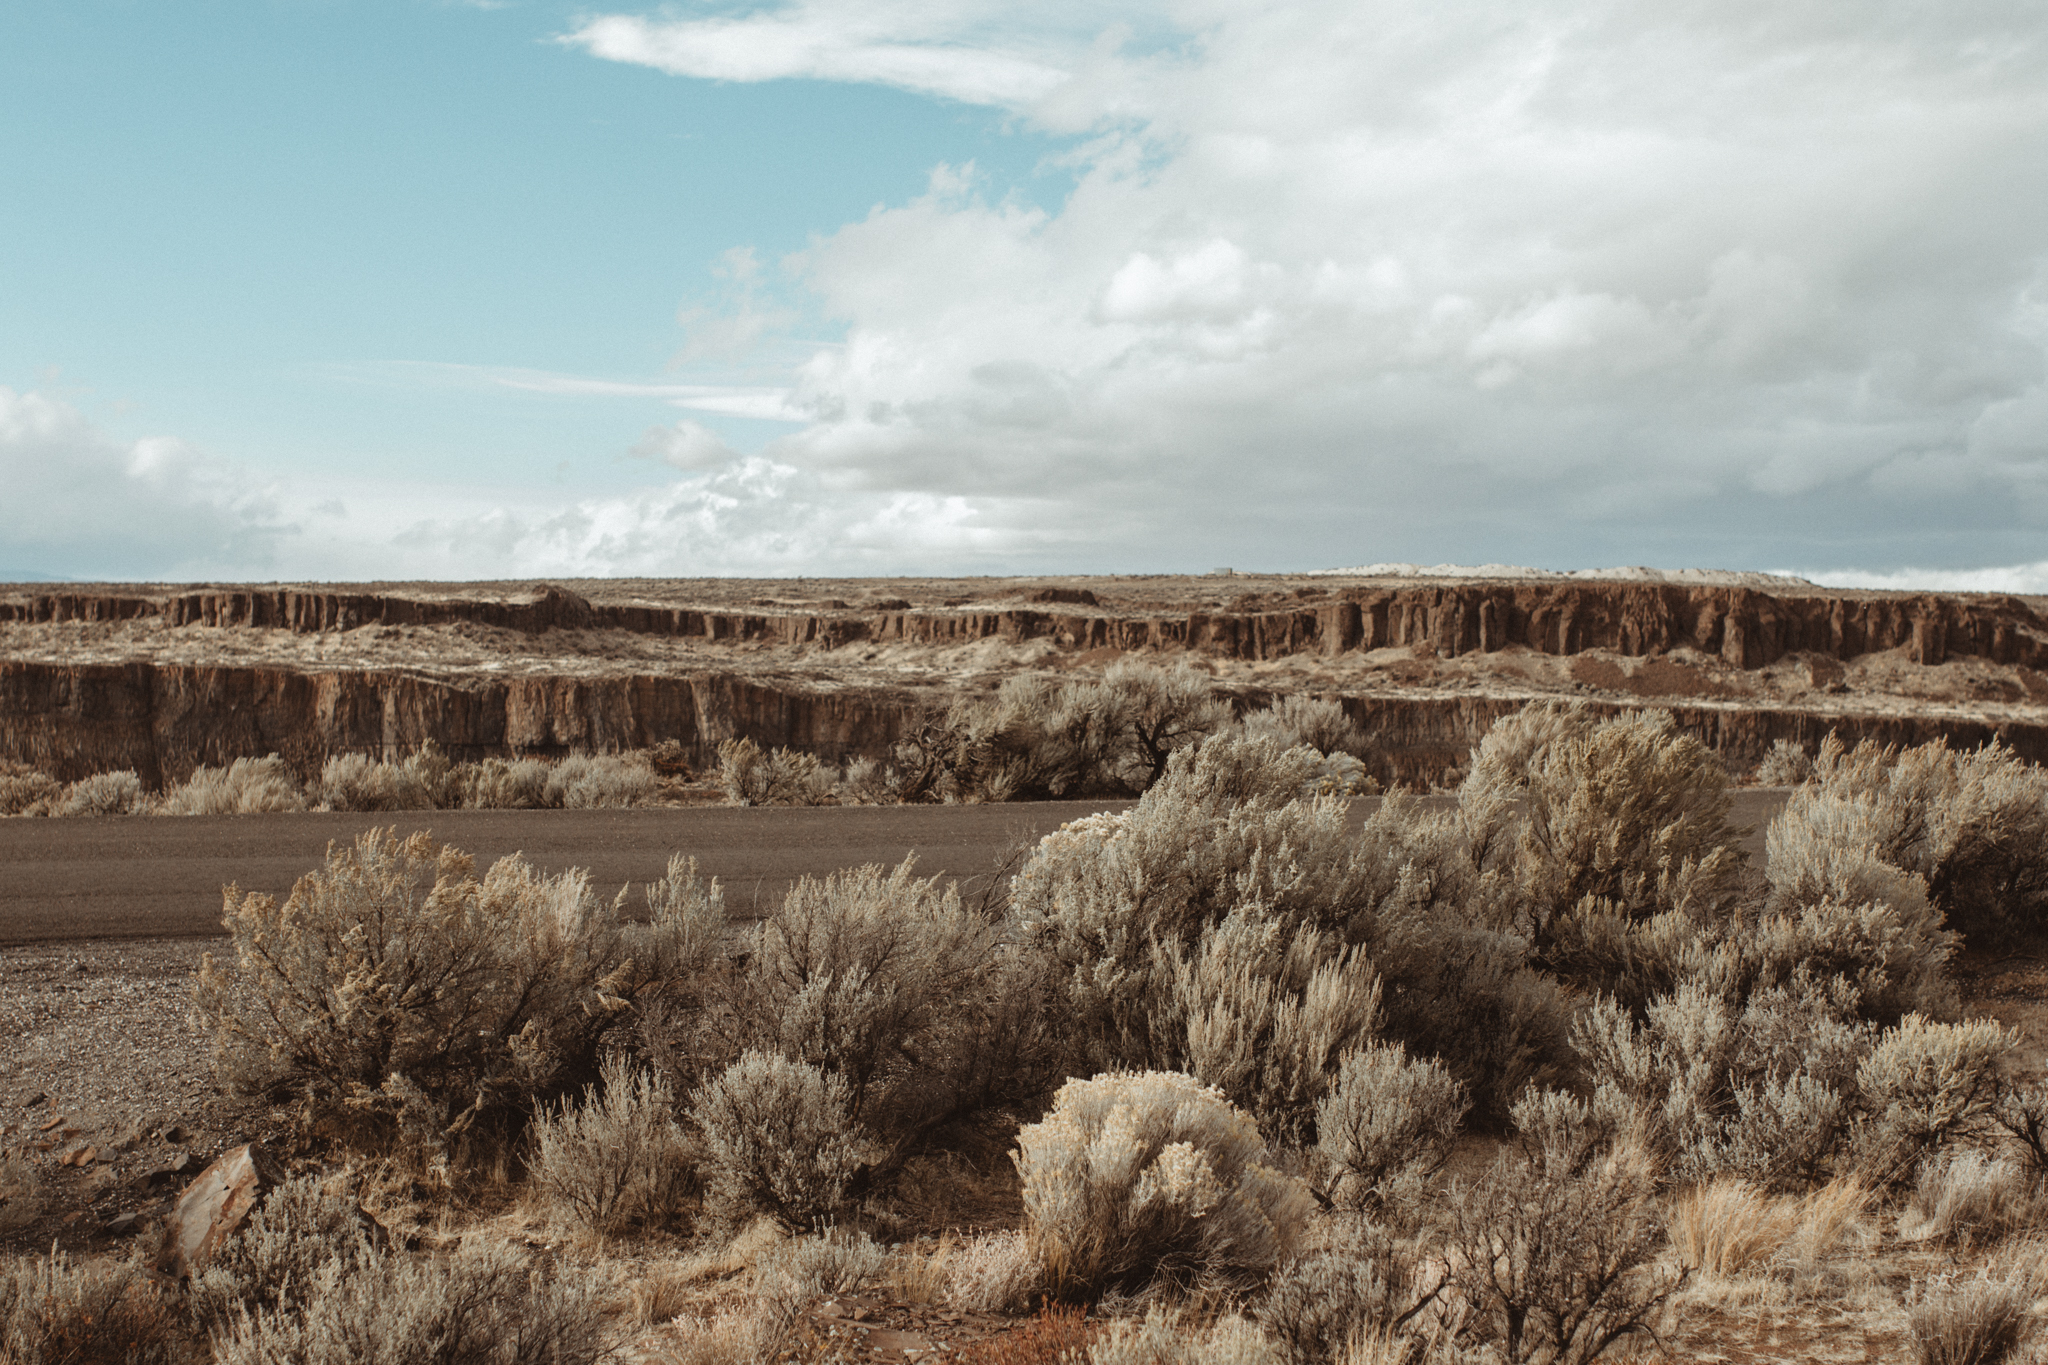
[570,0,2048,575]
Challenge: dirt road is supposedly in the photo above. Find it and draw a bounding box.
[0,791,1790,946]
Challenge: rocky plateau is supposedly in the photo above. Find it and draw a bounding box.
[5,571,2048,789]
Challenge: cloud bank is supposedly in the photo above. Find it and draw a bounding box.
[564,0,2048,577]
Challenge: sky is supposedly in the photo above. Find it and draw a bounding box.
[3,1,2046,587]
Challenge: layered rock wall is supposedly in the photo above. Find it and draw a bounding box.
[8,581,2047,669]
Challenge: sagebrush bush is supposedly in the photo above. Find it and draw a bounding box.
[688,1049,866,1228]
[57,769,145,816]
[1314,1043,1467,1213]
[209,1242,609,1365]
[0,761,62,816]
[1014,1070,1312,1299]
[1781,734,2048,951]
[1463,703,1747,951]
[159,754,308,814]
[458,756,554,809]
[319,744,459,812]
[732,856,1006,1135]
[1239,694,1373,760]
[527,1053,694,1235]
[196,829,719,1161]
[717,737,833,806]
[1755,738,1814,786]
[753,1228,891,1335]
[545,751,660,808]
[0,1247,180,1365]
[941,1231,1043,1314]
[1144,903,1383,1141]
[1851,1014,2012,1186]
[189,1170,384,1335]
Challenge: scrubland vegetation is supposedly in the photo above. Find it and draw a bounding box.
[11,698,2048,1362]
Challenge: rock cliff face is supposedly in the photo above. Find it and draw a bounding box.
[8,579,2044,668]
[5,578,2047,787]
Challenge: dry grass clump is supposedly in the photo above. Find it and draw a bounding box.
[1899,1151,2038,1247]
[1671,1178,1836,1278]
[1014,1070,1312,1300]
[0,1247,181,1365]
[1086,1307,1284,1365]
[1907,1248,2044,1365]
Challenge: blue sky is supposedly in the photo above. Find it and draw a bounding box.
[4,1,2047,587]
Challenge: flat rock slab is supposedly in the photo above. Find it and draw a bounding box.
[156,1141,283,1278]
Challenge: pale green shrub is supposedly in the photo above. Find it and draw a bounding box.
[1315,1043,1468,1213]
[733,856,1000,1131]
[1014,1070,1313,1299]
[195,829,715,1159]
[546,751,660,808]
[717,738,833,806]
[528,1054,694,1235]
[1449,1142,1678,1365]
[189,1171,383,1335]
[688,1049,865,1227]
[209,1242,608,1365]
[318,744,462,811]
[159,754,307,814]
[1852,1015,2013,1186]
[57,769,144,815]
[0,1247,179,1365]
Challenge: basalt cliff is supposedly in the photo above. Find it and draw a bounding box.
[5,573,2046,788]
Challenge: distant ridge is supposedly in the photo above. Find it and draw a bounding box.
[1307,563,1815,590]
[0,571,68,584]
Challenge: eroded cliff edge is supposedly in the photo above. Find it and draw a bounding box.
[6,573,2046,787]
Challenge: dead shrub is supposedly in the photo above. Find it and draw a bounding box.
[527,1053,694,1236]
[1014,1070,1313,1300]
[159,754,307,814]
[1314,1043,1468,1214]
[196,828,715,1163]
[0,1247,180,1365]
[1259,1227,1444,1365]
[717,738,833,806]
[57,769,145,816]
[1448,1141,1681,1365]
[687,1049,866,1228]
[208,1241,608,1365]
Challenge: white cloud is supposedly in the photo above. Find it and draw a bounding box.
[1806,562,2048,595]
[0,388,1053,580]
[564,0,2048,574]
